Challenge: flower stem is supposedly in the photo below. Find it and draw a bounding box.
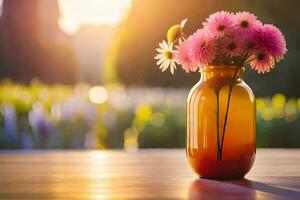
[219,66,240,160]
[215,90,221,160]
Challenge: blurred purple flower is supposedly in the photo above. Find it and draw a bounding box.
[29,102,50,147]
[29,102,48,134]
[21,132,33,149]
[3,104,18,142]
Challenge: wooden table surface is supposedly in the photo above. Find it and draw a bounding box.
[0,149,299,200]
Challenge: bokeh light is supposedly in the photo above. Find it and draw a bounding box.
[272,93,286,118]
[89,86,108,104]
[124,127,139,151]
[285,99,298,122]
[150,112,165,127]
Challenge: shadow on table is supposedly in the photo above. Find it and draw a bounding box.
[188,178,300,200]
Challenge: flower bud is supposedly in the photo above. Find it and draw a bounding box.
[167,24,182,43]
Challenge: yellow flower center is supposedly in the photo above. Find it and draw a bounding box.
[164,51,173,59]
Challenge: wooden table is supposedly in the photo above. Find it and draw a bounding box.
[0,149,299,199]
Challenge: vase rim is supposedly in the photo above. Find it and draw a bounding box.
[200,65,245,72]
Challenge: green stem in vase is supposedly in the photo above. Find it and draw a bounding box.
[219,66,240,160]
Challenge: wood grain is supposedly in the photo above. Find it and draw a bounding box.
[0,149,299,199]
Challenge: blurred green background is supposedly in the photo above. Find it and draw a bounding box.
[0,0,299,150]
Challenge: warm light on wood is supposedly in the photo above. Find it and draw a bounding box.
[0,149,299,199]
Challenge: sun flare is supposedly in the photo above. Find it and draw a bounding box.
[58,0,132,34]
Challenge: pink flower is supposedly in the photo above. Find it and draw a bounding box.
[250,52,275,74]
[222,34,244,57]
[234,11,261,34]
[203,11,235,38]
[175,37,198,73]
[252,24,287,61]
[232,31,257,55]
[242,33,257,55]
[189,29,217,67]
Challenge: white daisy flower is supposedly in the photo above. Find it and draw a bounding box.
[167,18,188,44]
[154,40,177,74]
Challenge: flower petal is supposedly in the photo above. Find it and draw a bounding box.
[154,54,163,59]
[156,58,166,65]
[161,60,171,71]
[162,41,169,49]
[159,60,168,70]
[172,62,177,73]
[156,48,164,53]
[170,62,176,74]
[159,42,165,49]
[180,18,188,28]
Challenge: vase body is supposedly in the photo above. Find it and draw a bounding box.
[186,66,256,180]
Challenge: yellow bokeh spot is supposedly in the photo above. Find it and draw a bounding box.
[256,98,266,112]
[123,127,139,151]
[135,104,152,122]
[272,93,286,109]
[261,107,274,121]
[133,104,152,131]
[272,93,286,118]
[285,99,298,123]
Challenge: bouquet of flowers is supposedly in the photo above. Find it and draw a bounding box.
[155,11,287,161]
[155,11,287,74]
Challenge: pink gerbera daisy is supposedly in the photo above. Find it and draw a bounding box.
[234,11,261,34]
[175,37,198,73]
[203,11,235,38]
[252,24,287,61]
[189,29,217,67]
[250,52,275,74]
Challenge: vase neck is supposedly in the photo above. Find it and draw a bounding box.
[200,66,244,82]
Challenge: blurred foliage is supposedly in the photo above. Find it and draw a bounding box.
[0,82,299,149]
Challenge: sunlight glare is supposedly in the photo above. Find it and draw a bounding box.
[58,0,132,34]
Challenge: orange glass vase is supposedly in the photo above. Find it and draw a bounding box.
[186,65,256,180]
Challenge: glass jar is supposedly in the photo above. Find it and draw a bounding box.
[186,65,256,180]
